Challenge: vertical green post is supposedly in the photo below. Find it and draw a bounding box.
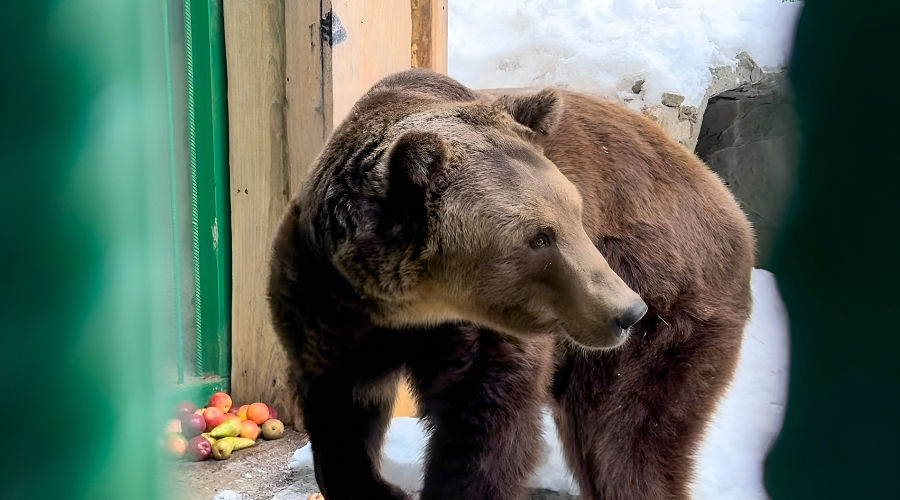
[184,0,231,378]
[164,0,187,385]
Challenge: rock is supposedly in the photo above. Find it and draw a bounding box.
[694,72,793,269]
[631,79,645,94]
[528,489,579,500]
[679,105,699,123]
[661,92,685,107]
[736,51,763,84]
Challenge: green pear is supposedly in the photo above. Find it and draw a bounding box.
[217,436,256,451]
[211,438,233,460]
[261,419,284,440]
[209,417,241,439]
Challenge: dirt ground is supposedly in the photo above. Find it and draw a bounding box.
[169,427,577,500]
[168,428,318,499]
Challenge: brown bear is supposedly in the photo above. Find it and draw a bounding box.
[268,69,753,500]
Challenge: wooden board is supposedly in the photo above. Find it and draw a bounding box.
[227,0,421,426]
[223,0,300,427]
[330,0,413,125]
[285,0,333,193]
[411,0,448,72]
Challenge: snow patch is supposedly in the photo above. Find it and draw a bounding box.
[448,0,802,106]
[212,491,242,500]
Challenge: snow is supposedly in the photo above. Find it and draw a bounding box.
[448,0,803,106]
[290,269,790,498]
[691,269,790,499]
[212,491,242,500]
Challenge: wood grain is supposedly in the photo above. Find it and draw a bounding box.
[224,0,299,427]
[330,0,412,125]
[411,0,447,73]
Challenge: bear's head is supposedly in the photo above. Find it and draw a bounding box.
[297,70,646,349]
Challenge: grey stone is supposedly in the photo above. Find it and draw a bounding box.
[498,57,521,71]
[631,79,645,94]
[694,73,794,269]
[528,488,580,499]
[679,105,699,123]
[661,92,685,107]
[736,51,764,84]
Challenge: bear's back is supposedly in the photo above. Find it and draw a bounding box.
[538,91,754,336]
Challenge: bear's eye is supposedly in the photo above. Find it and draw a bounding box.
[530,232,553,250]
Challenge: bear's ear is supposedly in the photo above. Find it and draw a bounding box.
[384,130,448,196]
[495,88,563,135]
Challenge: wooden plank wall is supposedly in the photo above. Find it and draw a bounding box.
[225,0,429,427]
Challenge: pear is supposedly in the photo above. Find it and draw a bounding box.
[261,419,284,440]
[209,417,241,438]
[217,436,256,451]
[211,438,233,460]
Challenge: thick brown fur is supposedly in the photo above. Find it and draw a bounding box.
[537,92,754,499]
[268,69,753,500]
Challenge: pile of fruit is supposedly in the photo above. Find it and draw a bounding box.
[163,392,285,461]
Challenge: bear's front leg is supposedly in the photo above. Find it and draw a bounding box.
[301,373,410,500]
[410,326,553,500]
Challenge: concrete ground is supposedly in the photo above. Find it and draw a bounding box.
[168,427,576,499]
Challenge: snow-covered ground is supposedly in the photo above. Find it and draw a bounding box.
[290,269,790,499]
[448,0,802,106]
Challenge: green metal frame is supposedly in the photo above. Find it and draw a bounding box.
[165,0,231,405]
[185,0,230,379]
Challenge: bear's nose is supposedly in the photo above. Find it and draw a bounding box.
[615,299,648,330]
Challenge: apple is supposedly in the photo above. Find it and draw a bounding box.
[181,413,206,438]
[166,434,188,458]
[247,402,270,425]
[174,400,196,417]
[268,407,278,420]
[240,420,260,440]
[202,406,226,432]
[207,392,233,413]
[236,405,249,420]
[185,435,212,461]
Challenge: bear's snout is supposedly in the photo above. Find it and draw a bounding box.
[614,299,648,332]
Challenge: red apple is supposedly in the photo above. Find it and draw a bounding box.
[181,413,206,438]
[202,406,225,432]
[207,392,233,413]
[268,407,278,420]
[174,400,196,417]
[185,435,212,461]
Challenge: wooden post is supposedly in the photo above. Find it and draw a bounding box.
[225,0,414,428]
[223,0,297,426]
[411,0,448,73]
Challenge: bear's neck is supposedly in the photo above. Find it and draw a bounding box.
[287,220,376,327]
